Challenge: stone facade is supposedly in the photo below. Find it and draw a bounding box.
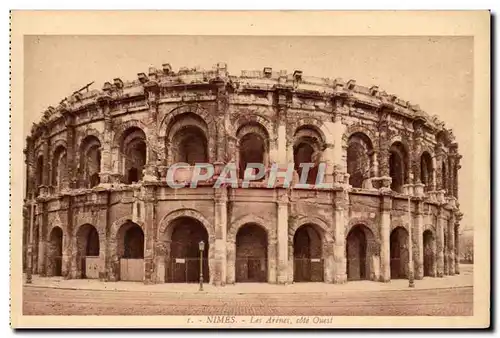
[23,63,463,285]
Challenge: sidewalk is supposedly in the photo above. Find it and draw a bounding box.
[24,264,473,295]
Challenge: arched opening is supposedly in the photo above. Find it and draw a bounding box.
[172,126,208,165]
[167,217,209,283]
[390,227,409,279]
[346,224,375,281]
[116,221,144,281]
[236,223,268,282]
[35,155,44,195]
[420,151,433,191]
[51,146,67,190]
[293,126,323,185]
[48,227,63,276]
[423,230,436,277]
[237,123,269,180]
[389,142,409,193]
[347,133,373,188]
[76,224,100,279]
[120,127,147,184]
[293,224,323,282]
[79,136,101,188]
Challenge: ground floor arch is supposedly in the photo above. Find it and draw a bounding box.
[423,230,436,277]
[236,223,268,283]
[166,217,210,283]
[390,226,409,279]
[346,224,376,281]
[293,223,324,282]
[47,226,63,277]
[75,224,100,279]
[116,221,144,281]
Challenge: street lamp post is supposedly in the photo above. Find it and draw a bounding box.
[199,240,205,291]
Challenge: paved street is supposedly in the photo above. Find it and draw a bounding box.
[23,285,472,316]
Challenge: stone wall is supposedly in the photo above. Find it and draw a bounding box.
[23,63,463,286]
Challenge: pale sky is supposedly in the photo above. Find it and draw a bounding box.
[24,35,474,232]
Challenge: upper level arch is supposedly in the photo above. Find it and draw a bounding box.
[158,104,216,139]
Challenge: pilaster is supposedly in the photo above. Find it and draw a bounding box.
[213,187,228,286]
[142,185,156,284]
[414,199,424,280]
[276,188,289,284]
[379,190,392,282]
[454,212,462,274]
[448,207,456,275]
[38,200,49,276]
[98,95,113,185]
[436,206,445,277]
[333,189,348,284]
[143,81,160,182]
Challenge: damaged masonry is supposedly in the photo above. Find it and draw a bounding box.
[23,63,462,286]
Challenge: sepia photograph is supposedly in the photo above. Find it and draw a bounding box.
[9,11,490,328]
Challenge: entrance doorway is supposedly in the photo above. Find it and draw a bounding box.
[390,227,409,279]
[48,227,63,276]
[423,230,436,277]
[117,221,144,281]
[168,217,209,283]
[346,224,372,280]
[293,224,323,282]
[236,223,267,282]
[76,224,100,279]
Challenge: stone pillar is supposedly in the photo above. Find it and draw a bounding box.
[62,196,73,279]
[454,216,461,274]
[414,199,424,280]
[99,97,114,185]
[435,146,444,192]
[38,201,48,276]
[448,211,456,275]
[213,187,227,286]
[436,207,445,277]
[287,242,294,284]
[99,192,109,281]
[333,190,348,283]
[142,185,156,284]
[62,111,76,189]
[267,237,278,283]
[39,135,50,196]
[379,192,392,282]
[276,108,288,166]
[226,241,236,284]
[377,109,391,179]
[276,188,289,284]
[323,241,335,283]
[155,239,170,283]
[431,156,437,191]
[144,83,160,183]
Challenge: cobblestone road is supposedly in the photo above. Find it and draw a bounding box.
[23,285,473,316]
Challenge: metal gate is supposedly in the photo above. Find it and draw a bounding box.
[347,256,367,280]
[390,257,407,279]
[52,256,62,276]
[167,257,208,283]
[294,258,324,282]
[236,257,267,282]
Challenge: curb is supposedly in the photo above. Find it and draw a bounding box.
[24,283,473,295]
